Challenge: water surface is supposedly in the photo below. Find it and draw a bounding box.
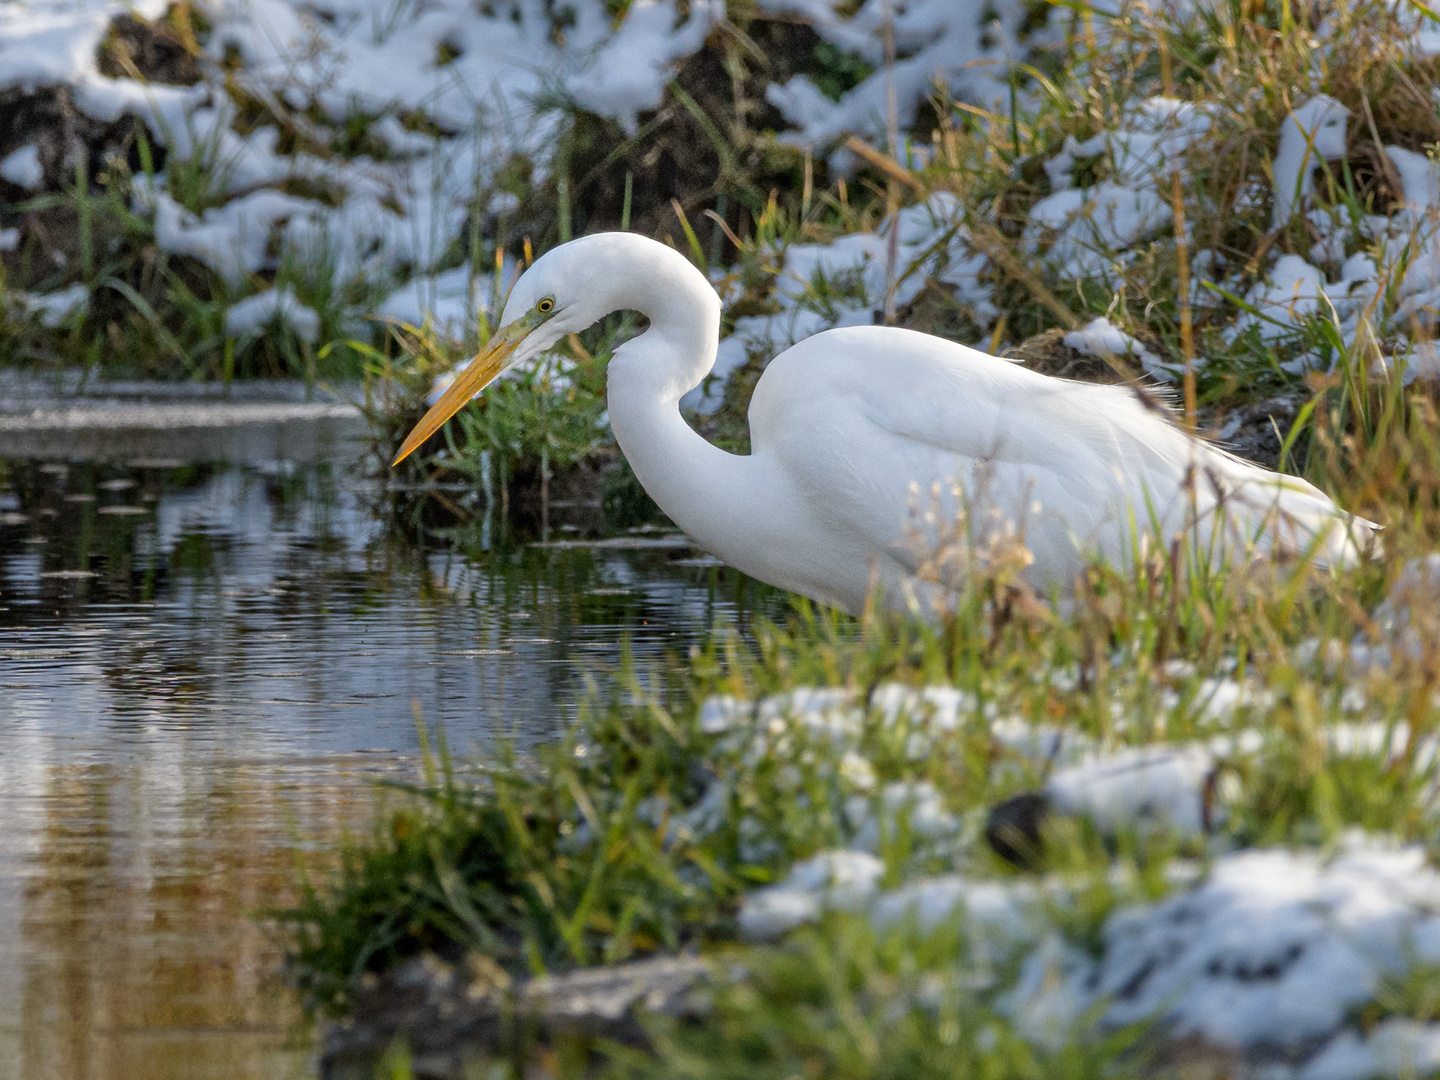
[0,455,778,1079]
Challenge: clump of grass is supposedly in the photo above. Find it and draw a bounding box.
[358,309,659,537]
[0,131,376,381]
[275,681,748,1015]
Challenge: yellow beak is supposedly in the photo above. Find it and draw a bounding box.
[391,320,531,467]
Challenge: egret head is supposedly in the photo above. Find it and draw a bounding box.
[391,234,626,466]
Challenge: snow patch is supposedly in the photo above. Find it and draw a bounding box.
[18,284,89,327]
[224,288,321,342]
[0,144,43,190]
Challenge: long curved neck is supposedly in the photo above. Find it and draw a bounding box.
[603,258,754,551]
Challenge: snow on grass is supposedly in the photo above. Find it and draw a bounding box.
[1302,1020,1440,1080]
[738,849,886,939]
[0,0,1027,340]
[7,0,1440,403]
[1054,844,1440,1051]
[1044,744,1219,838]
[682,193,995,412]
[567,0,722,134]
[728,783,1440,1074]
[1271,95,1351,230]
[148,187,322,286]
[0,0,1039,353]
[17,284,90,327]
[1023,97,1211,281]
[0,0,165,93]
[720,693,1440,1073]
[223,287,321,341]
[374,266,486,342]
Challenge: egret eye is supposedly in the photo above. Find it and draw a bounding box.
[537,297,555,314]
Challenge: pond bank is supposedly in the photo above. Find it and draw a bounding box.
[0,372,365,461]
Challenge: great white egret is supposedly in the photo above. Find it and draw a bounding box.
[394,232,1374,614]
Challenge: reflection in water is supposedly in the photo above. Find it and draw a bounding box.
[0,460,780,1079]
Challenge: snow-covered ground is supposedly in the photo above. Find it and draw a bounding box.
[651,557,1440,1079]
[0,0,1025,353]
[7,0,1440,392]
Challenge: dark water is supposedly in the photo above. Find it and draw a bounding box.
[0,456,779,1079]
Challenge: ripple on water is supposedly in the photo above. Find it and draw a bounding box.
[0,457,780,1080]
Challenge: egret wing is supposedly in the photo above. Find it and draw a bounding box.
[750,326,1371,582]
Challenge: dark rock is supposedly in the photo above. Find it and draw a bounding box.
[321,952,715,1080]
[1130,1033,1245,1080]
[0,12,200,212]
[97,14,204,86]
[1003,327,1146,383]
[1199,394,1302,470]
[985,791,1052,867]
[0,86,161,200]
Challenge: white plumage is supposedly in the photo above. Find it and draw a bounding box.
[395,232,1375,615]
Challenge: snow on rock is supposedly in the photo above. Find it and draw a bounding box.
[1300,1020,1440,1080]
[1030,843,1440,1051]
[1272,96,1351,229]
[224,288,321,342]
[1025,98,1211,280]
[759,0,1022,159]
[0,144,43,190]
[1045,744,1219,838]
[567,0,720,134]
[1063,317,1168,378]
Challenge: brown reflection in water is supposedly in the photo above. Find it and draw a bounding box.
[3,755,391,1080]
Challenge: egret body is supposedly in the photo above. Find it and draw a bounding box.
[394,232,1373,614]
